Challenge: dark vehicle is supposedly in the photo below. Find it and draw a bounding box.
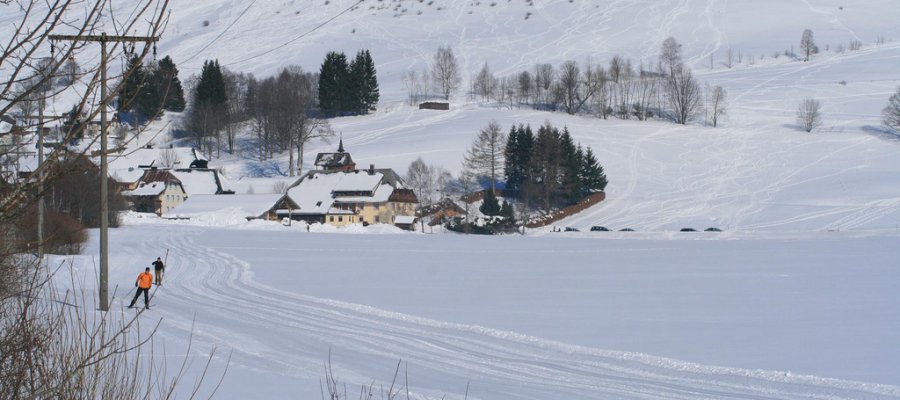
[590,226,610,232]
[619,228,635,232]
[680,228,697,232]
[704,227,723,232]
[564,227,579,232]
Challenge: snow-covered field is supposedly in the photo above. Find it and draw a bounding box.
[63,222,900,399]
[11,0,900,398]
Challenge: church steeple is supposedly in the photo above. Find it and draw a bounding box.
[337,134,345,153]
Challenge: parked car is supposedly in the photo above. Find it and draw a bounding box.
[704,227,723,232]
[590,226,610,231]
[619,228,635,232]
[564,227,579,232]
[680,227,697,232]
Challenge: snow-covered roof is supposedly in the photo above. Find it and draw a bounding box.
[332,171,383,192]
[286,170,393,215]
[123,181,166,197]
[164,194,284,220]
[334,183,394,203]
[394,215,416,224]
[170,168,232,195]
[314,152,353,168]
[108,147,205,183]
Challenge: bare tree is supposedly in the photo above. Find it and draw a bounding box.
[404,157,436,231]
[402,70,421,105]
[223,69,251,154]
[659,36,682,74]
[608,55,625,83]
[463,120,506,191]
[158,148,180,168]
[724,48,734,69]
[558,60,580,114]
[532,63,554,106]
[634,75,658,121]
[473,62,496,101]
[516,70,532,105]
[432,45,461,100]
[665,66,702,124]
[797,98,823,132]
[800,29,817,61]
[706,85,727,127]
[882,86,900,132]
[293,117,332,177]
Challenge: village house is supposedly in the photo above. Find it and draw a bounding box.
[121,169,187,215]
[109,145,206,191]
[285,144,418,227]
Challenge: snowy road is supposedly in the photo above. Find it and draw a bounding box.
[76,223,900,399]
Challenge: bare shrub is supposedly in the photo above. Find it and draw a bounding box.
[159,148,180,168]
[15,205,88,255]
[797,98,823,132]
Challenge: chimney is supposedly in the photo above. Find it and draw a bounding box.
[368,164,375,175]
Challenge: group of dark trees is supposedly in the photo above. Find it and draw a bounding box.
[318,50,379,117]
[504,123,607,211]
[184,61,332,175]
[443,121,607,234]
[183,51,380,173]
[117,55,186,121]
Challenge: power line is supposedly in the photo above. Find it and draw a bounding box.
[227,0,364,67]
[181,0,258,65]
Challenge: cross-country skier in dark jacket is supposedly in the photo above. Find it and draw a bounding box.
[152,257,165,285]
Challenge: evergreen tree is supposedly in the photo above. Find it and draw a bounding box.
[157,56,186,112]
[136,63,162,119]
[504,124,533,193]
[580,146,608,193]
[189,59,228,152]
[559,128,582,204]
[318,51,349,117]
[195,59,227,108]
[362,50,380,112]
[355,50,379,113]
[479,188,501,216]
[348,52,366,114]
[117,55,145,113]
[500,200,515,224]
[529,123,562,210]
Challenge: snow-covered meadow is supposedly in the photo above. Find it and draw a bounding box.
[11,0,900,398]
[66,221,900,399]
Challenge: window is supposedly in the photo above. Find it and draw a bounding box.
[375,216,380,223]
[338,216,343,222]
[329,216,334,222]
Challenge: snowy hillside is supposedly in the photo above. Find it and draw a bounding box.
[10,0,900,399]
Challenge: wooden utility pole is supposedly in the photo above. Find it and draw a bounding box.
[49,33,158,311]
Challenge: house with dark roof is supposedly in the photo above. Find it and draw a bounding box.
[122,169,187,215]
[314,138,356,172]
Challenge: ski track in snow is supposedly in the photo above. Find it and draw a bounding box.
[116,226,900,400]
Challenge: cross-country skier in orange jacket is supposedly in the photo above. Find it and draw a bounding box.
[128,267,153,309]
